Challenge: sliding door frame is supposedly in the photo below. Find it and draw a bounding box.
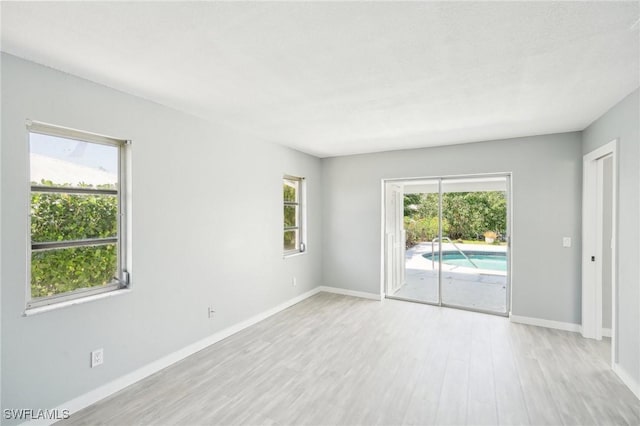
[381,172,513,317]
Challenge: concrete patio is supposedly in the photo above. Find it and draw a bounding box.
[393,242,508,313]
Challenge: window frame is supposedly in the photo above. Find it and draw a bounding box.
[283,175,306,256]
[26,120,130,310]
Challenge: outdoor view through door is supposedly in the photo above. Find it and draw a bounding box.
[384,175,510,315]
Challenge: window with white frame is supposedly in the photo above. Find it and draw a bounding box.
[27,121,130,309]
[283,175,306,255]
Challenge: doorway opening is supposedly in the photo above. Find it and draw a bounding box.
[582,140,617,367]
[383,174,511,316]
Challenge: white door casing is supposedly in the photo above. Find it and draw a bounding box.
[581,140,617,367]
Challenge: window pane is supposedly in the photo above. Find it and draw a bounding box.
[284,230,298,251]
[31,244,118,299]
[30,133,118,189]
[284,205,298,228]
[31,193,118,243]
[284,179,298,202]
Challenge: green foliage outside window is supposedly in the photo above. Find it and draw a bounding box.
[284,205,297,227]
[404,191,507,247]
[283,231,297,251]
[283,182,296,202]
[31,245,117,298]
[283,180,299,251]
[404,216,450,247]
[30,181,118,299]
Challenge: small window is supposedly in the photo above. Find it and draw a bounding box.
[283,175,306,255]
[27,121,130,309]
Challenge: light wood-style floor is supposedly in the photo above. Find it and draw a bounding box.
[63,293,640,425]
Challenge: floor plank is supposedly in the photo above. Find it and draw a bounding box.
[61,293,640,426]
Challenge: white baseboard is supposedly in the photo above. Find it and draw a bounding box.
[22,287,323,426]
[509,316,613,339]
[318,285,383,301]
[613,363,640,401]
[509,314,582,333]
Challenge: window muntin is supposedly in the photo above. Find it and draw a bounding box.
[27,122,129,308]
[283,176,305,254]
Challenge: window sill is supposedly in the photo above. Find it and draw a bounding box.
[283,251,307,260]
[24,288,131,317]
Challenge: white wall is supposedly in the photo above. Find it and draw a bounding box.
[582,89,639,393]
[321,133,583,324]
[1,51,637,419]
[0,54,323,419]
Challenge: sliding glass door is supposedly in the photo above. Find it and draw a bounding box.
[385,174,510,315]
[393,179,440,304]
[440,177,509,314]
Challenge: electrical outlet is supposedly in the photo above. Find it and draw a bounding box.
[292,277,297,287]
[208,307,216,319]
[91,349,104,368]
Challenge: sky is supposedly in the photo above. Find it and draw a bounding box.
[29,132,118,174]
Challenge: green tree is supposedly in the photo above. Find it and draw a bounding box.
[404,193,422,218]
[404,191,506,246]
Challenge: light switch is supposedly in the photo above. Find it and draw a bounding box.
[563,237,572,248]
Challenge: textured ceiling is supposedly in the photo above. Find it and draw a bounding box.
[1,2,639,157]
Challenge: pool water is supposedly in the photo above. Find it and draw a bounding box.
[423,251,507,272]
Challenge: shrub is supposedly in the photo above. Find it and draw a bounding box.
[30,189,118,298]
[404,216,449,248]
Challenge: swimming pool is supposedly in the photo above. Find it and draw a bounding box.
[422,251,507,272]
